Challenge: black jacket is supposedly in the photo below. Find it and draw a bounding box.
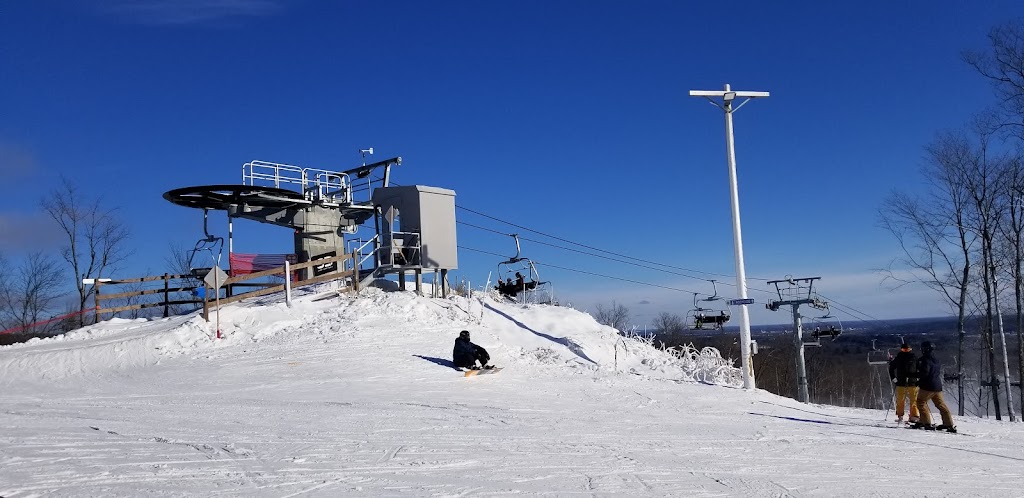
[888,350,918,387]
[916,351,943,392]
[453,337,489,368]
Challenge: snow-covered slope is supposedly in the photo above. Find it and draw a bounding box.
[1,285,1022,497]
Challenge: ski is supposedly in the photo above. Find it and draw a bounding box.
[904,425,966,435]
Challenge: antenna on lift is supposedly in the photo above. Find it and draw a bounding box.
[359,147,374,167]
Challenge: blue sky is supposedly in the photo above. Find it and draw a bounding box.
[2,0,1021,327]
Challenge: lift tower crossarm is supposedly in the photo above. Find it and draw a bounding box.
[340,156,402,187]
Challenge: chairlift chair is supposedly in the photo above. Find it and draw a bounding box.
[684,293,711,330]
[685,281,731,330]
[884,335,908,361]
[186,209,225,279]
[805,314,843,347]
[494,234,552,304]
[867,339,891,365]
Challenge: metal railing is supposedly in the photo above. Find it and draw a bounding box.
[346,235,380,271]
[242,160,352,204]
[385,231,420,266]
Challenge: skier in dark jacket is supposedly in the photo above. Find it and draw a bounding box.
[453,330,491,370]
[913,341,956,432]
[888,343,920,424]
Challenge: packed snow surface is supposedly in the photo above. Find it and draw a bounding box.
[2,284,1023,497]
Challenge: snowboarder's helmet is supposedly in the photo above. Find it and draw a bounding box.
[921,341,933,352]
[459,330,470,340]
[901,343,911,350]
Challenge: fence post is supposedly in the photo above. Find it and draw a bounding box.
[351,251,360,292]
[163,273,170,318]
[284,260,292,307]
[94,281,102,325]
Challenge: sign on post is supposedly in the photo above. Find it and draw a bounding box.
[203,266,229,290]
[727,298,755,306]
[203,266,228,339]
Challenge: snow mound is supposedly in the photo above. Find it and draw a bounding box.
[0,286,741,388]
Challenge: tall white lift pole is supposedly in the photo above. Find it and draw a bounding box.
[689,83,769,390]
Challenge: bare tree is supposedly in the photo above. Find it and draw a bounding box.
[594,301,630,333]
[964,20,1024,139]
[966,19,1024,417]
[879,130,977,415]
[41,177,131,328]
[0,252,65,336]
[653,311,685,336]
[995,156,1024,419]
[164,242,202,314]
[0,252,10,331]
[958,120,1013,421]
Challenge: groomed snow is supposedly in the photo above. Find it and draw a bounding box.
[2,284,1022,497]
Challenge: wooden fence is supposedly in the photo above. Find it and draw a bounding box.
[94,252,359,322]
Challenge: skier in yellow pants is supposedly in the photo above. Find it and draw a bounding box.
[888,343,919,424]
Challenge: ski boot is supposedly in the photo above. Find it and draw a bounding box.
[936,425,957,433]
[909,422,934,430]
[895,416,904,424]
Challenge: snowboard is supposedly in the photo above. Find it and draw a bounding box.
[904,424,963,435]
[463,367,503,377]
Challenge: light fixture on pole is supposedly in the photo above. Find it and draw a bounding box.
[689,83,769,390]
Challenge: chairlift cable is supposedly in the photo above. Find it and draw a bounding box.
[532,262,705,294]
[460,246,703,295]
[301,180,888,327]
[459,243,775,298]
[456,205,772,282]
[458,220,722,282]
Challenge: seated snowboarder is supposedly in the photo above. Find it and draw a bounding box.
[453,330,491,370]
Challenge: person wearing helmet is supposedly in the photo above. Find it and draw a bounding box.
[912,341,956,432]
[888,343,920,424]
[453,330,492,370]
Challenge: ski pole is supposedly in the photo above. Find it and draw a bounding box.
[884,378,897,422]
